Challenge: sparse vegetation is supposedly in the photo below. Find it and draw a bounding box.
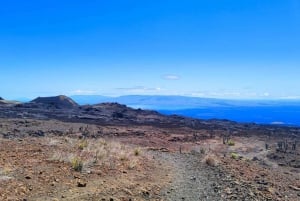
[227,139,235,146]
[134,148,141,156]
[127,159,138,170]
[71,157,83,172]
[49,137,143,172]
[78,139,88,150]
[119,152,128,161]
[231,152,239,159]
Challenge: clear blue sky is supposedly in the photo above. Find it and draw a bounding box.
[0,0,299,100]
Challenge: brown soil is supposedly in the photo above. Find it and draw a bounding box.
[0,117,299,201]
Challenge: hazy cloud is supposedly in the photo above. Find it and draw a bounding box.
[116,86,162,94]
[278,96,300,100]
[263,92,270,97]
[71,89,98,95]
[162,74,180,80]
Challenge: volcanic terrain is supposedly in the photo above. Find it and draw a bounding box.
[0,96,299,201]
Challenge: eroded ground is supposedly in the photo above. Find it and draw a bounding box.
[0,118,300,201]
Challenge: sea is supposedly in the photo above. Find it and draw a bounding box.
[159,106,300,127]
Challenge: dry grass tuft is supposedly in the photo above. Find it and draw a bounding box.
[78,139,88,150]
[134,148,141,156]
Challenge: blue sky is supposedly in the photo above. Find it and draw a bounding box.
[0,0,300,100]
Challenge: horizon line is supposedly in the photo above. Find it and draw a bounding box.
[3,94,300,102]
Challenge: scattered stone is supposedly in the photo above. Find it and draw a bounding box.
[289,185,300,191]
[77,181,87,187]
[25,176,31,180]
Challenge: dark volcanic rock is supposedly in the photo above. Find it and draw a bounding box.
[1,97,300,138]
[31,95,78,109]
[0,97,10,105]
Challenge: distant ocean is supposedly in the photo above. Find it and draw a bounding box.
[159,106,300,127]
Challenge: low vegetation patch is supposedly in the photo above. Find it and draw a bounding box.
[49,137,144,172]
[71,157,83,172]
[78,139,88,150]
[227,139,235,146]
[231,152,239,159]
[134,148,141,156]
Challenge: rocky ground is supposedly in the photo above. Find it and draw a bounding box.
[0,117,299,201]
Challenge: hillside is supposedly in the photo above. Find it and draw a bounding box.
[31,95,79,109]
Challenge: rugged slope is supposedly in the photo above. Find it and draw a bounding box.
[31,95,78,109]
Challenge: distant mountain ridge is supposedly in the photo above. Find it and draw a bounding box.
[71,95,300,109]
[2,95,300,126]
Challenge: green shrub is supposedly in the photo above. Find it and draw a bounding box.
[228,140,235,146]
[78,140,88,150]
[134,148,141,156]
[231,152,239,159]
[71,157,83,172]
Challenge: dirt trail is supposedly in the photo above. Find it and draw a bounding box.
[154,152,224,201]
[153,151,267,201]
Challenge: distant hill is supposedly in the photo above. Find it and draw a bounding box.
[0,97,20,105]
[71,95,300,109]
[31,95,78,109]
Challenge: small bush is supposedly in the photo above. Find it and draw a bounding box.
[205,156,216,166]
[71,157,83,172]
[119,155,128,161]
[227,140,235,146]
[99,139,107,146]
[231,152,239,160]
[200,148,206,154]
[134,148,141,156]
[78,140,88,150]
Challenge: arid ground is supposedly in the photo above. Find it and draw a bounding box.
[0,117,299,201]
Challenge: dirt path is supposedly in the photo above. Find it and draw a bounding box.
[152,151,266,201]
[154,152,223,201]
